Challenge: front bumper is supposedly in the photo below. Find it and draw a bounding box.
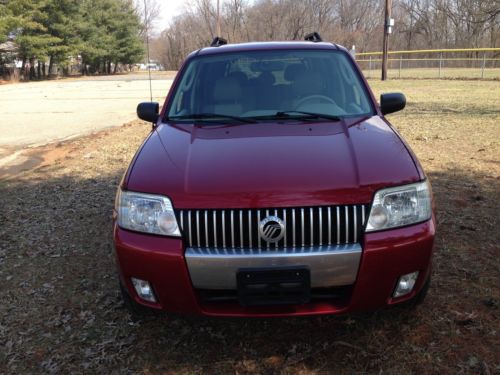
[186,244,361,289]
[114,218,435,317]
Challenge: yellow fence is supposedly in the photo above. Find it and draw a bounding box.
[355,48,500,79]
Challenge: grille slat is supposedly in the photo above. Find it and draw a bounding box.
[196,210,200,247]
[283,209,287,247]
[309,207,314,246]
[345,206,349,244]
[328,207,332,245]
[230,210,235,249]
[239,210,243,248]
[222,210,226,248]
[205,210,209,248]
[248,211,252,248]
[301,208,305,247]
[266,209,270,249]
[188,211,193,247]
[353,207,358,243]
[319,207,323,246]
[177,205,368,249]
[257,210,261,249]
[213,211,217,247]
[336,207,340,245]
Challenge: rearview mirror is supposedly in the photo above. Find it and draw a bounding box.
[380,93,406,115]
[137,102,159,123]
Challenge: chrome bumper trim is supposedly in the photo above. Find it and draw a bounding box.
[185,244,362,289]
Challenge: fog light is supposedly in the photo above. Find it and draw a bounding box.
[131,277,156,303]
[393,271,419,298]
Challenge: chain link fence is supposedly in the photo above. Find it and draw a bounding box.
[356,48,500,80]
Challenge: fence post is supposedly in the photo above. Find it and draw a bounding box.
[399,55,402,78]
[368,56,372,79]
[438,52,442,78]
[481,52,486,79]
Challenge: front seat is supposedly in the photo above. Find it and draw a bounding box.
[212,77,243,116]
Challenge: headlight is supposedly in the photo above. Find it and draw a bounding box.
[116,190,181,236]
[366,180,432,232]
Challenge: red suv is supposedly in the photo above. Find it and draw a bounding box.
[114,35,435,317]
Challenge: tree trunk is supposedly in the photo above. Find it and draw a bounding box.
[113,62,118,74]
[107,61,111,74]
[48,56,54,76]
[37,61,41,79]
[29,58,36,80]
[42,62,46,78]
[21,57,27,81]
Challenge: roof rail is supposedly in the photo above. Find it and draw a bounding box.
[304,32,323,42]
[210,37,227,47]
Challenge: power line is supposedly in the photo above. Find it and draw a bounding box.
[143,0,153,101]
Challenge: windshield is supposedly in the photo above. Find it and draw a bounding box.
[166,49,374,122]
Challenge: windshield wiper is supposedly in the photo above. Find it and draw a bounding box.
[166,113,257,124]
[274,111,342,121]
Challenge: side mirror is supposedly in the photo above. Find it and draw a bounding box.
[137,102,159,123]
[380,93,406,115]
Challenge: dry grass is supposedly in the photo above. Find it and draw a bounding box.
[0,79,499,374]
[360,67,500,80]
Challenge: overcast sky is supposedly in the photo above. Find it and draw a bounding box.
[150,0,188,34]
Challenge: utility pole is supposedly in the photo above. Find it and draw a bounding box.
[382,0,393,81]
[216,0,221,36]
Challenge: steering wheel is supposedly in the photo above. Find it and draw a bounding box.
[295,95,337,108]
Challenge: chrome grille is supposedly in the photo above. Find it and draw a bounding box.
[177,205,369,249]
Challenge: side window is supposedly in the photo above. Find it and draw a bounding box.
[170,62,197,116]
[338,56,370,113]
[352,86,361,107]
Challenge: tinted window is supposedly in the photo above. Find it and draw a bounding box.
[167,49,374,120]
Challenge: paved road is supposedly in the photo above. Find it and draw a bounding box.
[0,73,173,152]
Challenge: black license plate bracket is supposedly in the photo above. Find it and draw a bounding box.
[237,266,311,306]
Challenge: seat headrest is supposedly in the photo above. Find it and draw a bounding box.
[256,71,275,86]
[228,71,248,85]
[284,64,306,82]
[213,77,241,102]
[293,71,323,96]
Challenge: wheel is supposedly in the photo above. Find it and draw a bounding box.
[119,280,157,319]
[295,94,337,108]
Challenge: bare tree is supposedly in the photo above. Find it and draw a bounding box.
[151,0,499,69]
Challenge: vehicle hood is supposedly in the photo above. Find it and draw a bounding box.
[126,116,420,208]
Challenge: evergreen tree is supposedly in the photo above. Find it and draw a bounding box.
[42,0,81,75]
[5,0,61,78]
[0,0,145,79]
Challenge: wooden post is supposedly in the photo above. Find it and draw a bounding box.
[368,56,372,79]
[438,52,442,78]
[381,0,392,81]
[481,53,486,79]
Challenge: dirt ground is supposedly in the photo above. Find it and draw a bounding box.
[0,79,499,374]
